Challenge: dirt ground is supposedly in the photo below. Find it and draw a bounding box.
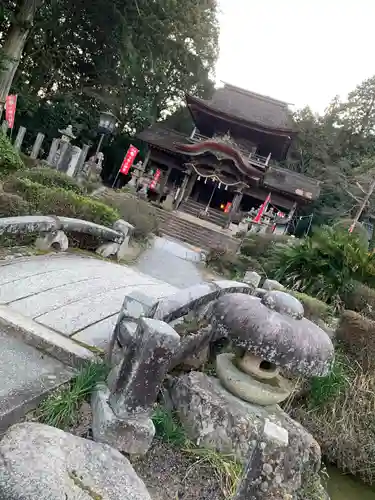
[131,440,225,500]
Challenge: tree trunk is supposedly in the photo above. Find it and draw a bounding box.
[0,0,42,118]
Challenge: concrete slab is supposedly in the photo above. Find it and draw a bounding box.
[0,326,74,434]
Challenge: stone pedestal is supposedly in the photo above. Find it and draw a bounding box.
[167,371,322,497]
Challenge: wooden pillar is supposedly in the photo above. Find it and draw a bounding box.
[175,173,190,209]
[157,165,172,202]
[183,172,197,201]
[142,149,151,171]
[226,190,243,228]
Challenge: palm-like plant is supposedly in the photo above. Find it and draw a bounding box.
[273,227,374,310]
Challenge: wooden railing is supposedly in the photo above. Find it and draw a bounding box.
[189,129,271,167]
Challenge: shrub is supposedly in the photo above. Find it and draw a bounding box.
[0,133,24,177]
[290,291,333,324]
[273,227,374,309]
[99,191,159,240]
[0,191,30,217]
[334,218,369,248]
[342,282,375,320]
[240,232,292,259]
[16,167,84,194]
[336,310,375,372]
[205,247,251,278]
[3,177,119,226]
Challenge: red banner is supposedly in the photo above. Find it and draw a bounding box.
[253,193,271,223]
[149,169,161,190]
[119,145,139,175]
[5,95,17,129]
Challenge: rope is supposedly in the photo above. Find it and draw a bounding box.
[187,163,249,188]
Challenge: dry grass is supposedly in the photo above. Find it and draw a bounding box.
[336,310,375,372]
[292,362,375,485]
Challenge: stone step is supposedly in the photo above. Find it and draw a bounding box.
[159,218,238,252]
[179,200,229,228]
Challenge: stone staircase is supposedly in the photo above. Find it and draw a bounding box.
[179,199,229,228]
[152,206,240,252]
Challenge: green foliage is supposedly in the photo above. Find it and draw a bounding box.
[334,219,369,248]
[205,246,251,279]
[0,191,30,217]
[307,351,351,408]
[0,134,24,177]
[273,227,374,308]
[152,405,188,447]
[16,168,84,194]
[240,233,292,259]
[3,177,119,226]
[99,191,159,240]
[38,362,109,429]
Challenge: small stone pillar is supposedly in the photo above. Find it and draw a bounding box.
[73,144,90,177]
[243,271,261,288]
[30,132,45,159]
[1,120,8,134]
[234,420,289,499]
[92,317,180,455]
[66,145,82,177]
[14,126,26,151]
[47,138,60,165]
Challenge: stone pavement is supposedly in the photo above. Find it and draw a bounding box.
[0,325,74,434]
[135,236,204,287]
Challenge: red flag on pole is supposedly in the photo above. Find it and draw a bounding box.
[149,168,161,190]
[253,193,271,223]
[119,145,139,175]
[5,95,17,129]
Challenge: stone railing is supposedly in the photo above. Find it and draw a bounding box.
[0,215,134,260]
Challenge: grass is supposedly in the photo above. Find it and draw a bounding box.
[38,361,110,429]
[152,405,188,447]
[307,351,351,408]
[291,356,375,485]
[151,405,242,498]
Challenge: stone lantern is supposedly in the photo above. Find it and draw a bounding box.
[58,124,76,143]
[213,291,334,406]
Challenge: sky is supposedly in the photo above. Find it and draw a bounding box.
[217,0,375,113]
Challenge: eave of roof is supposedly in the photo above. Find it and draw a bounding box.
[186,94,295,138]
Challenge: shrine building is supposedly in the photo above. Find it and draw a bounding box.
[137,83,320,228]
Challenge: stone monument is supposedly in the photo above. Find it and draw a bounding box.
[167,289,334,498]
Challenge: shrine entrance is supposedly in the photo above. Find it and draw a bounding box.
[190,177,234,211]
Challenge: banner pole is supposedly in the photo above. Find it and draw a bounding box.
[112,170,121,189]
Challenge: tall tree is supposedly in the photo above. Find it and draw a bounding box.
[0,0,43,117]
[11,0,219,133]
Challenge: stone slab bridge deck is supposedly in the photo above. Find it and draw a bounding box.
[0,253,177,358]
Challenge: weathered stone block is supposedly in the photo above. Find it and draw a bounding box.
[92,384,155,455]
[167,371,321,497]
[243,271,261,288]
[263,279,285,291]
[35,230,69,252]
[109,317,180,418]
[0,422,152,499]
